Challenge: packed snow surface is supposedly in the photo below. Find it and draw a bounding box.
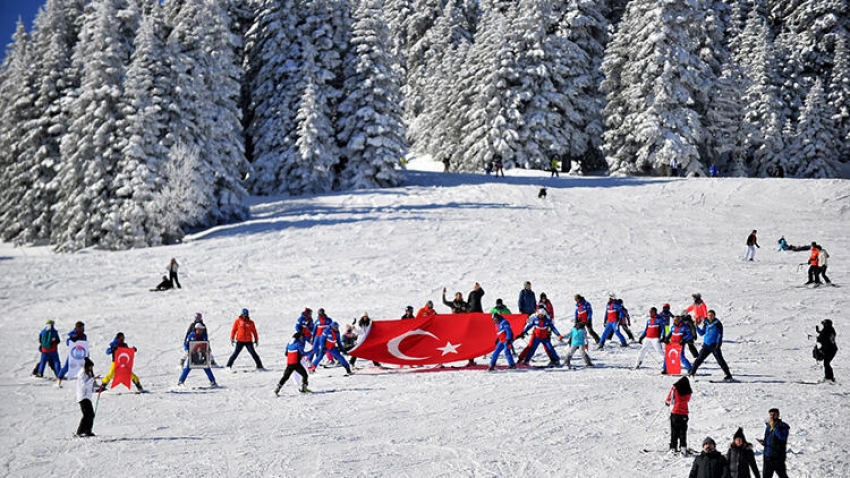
[1,160,848,477]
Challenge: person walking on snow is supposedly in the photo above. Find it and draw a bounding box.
[666,376,692,453]
[467,282,485,313]
[309,322,352,375]
[661,315,693,375]
[274,332,311,395]
[488,314,517,370]
[178,323,217,387]
[689,437,731,478]
[756,408,790,478]
[744,230,760,261]
[574,294,601,343]
[75,357,100,437]
[518,281,537,316]
[35,320,61,378]
[101,332,144,392]
[563,321,594,368]
[815,319,837,382]
[726,427,759,478]
[598,294,628,349]
[634,307,666,369]
[226,309,264,371]
[518,308,563,367]
[168,258,181,289]
[688,310,734,381]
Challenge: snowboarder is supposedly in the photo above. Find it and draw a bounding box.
[689,437,731,477]
[101,332,144,392]
[416,300,437,318]
[75,357,100,437]
[726,427,759,478]
[168,258,181,289]
[442,288,469,313]
[518,308,563,367]
[634,307,666,369]
[152,275,173,291]
[466,282,485,313]
[488,313,516,370]
[563,321,593,368]
[178,323,217,387]
[815,319,837,382]
[574,294,600,343]
[666,376,692,453]
[225,309,264,371]
[688,310,734,381]
[518,281,537,316]
[661,315,693,375]
[57,321,88,386]
[310,322,352,375]
[274,333,311,395]
[35,320,61,378]
[597,294,628,349]
[756,408,790,478]
[744,230,760,261]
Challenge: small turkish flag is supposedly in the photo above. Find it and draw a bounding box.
[112,348,136,390]
[350,313,527,366]
[665,343,682,375]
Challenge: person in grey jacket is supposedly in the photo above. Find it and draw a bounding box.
[689,437,731,478]
[726,428,759,478]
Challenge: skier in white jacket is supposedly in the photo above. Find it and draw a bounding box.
[75,357,100,437]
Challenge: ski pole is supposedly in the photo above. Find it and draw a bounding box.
[648,404,667,429]
[92,386,103,426]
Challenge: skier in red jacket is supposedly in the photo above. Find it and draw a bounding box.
[666,376,693,454]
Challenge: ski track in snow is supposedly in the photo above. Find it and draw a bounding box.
[1,163,848,477]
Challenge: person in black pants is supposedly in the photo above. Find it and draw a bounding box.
[757,409,790,478]
[816,319,838,382]
[75,358,99,437]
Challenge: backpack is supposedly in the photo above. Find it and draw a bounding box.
[40,329,54,349]
[813,346,825,362]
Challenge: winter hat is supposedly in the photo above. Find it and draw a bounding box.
[733,427,746,442]
[194,323,206,330]
[702,437,716,446]
[427,300,434,307]
[46,319,55,325]
[194,312,203,321]
[663,303,670,309]
[241,308,249,316]
[496,298,504,306]
[406,305,414,312]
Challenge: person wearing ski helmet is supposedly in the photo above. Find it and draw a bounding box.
[489,313,516,370]
[178,323,217,387]
[274,332,311,395]
[225,309,264,371]
[401,306,415,319]
[518,308,563,367]
[295,308,314,341]
[310,321,352,375]
[597,294,628,349]
[416,300,437,318]
[309,308,335,365]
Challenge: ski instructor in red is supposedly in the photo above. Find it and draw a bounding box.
[226,309,264,371]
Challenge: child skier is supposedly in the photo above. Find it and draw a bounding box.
[563,321,593,368]
[178,323,217,387]
[101,332,144,392]
[274,333,311,395]
[665,376,692,453]
[518,308,563,367]
[488,313,516,370]
[634,307,666,369]
[75,357,100,437]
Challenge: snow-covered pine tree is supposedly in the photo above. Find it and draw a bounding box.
[337,0,405,189]
[790,78,842,177]
[51,0,140,251]
[165,0,249,228]
[706,62,747,176]
[104,5,173,249]
[153,142,210,240]
[0,23,38,243]
[244,0,303,195]
[291,65,338,195]
[601,0,715,176]
[753,107,788,177]
[828,35,850,163]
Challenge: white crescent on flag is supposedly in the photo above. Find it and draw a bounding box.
[387,329,439,360]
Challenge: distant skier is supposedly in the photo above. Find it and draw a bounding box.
[689,437,730,477]
[57,321,88,386]
[815,319,837,382]
[597,294,628,349]
[35,320,61,378]
[805,242,821,284]
[661,315,693,375]
[274,332,311,395]
[814,245,831,285]
[634,307,666,369]
[466,282,485,313]
[168,258,181,289]
[310,322,352,375]
[518,281,537,316]
[726,427,759,478]
[563,321,593,368]
[151,275,173,291]
[744,230,760,261]
[709,164,718,177]
[488,313,516,370]
[178,323,217,387]
[777,236,788,251]
[225,309,264,371]
[574,294,600,343]
[666,376,692,453]
[688,310,734,382]
[101,332,144,392]
[75,357,100,437]
[518,308,563,367]
[180,313,216,367]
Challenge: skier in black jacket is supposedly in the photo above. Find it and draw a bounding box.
[815,319,837,382]
[689,437,731,478]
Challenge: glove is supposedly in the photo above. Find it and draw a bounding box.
[133,346,138,351]
[254,340,259,346]
[231,339,235,346]
[558,335,564,342]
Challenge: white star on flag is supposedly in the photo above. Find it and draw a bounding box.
[437,342,461,356]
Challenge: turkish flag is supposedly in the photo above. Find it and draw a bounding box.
[349,313,528,366]
[112,348,135,390]
[665,343,682,375]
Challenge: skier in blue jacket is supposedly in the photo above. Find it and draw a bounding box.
[309,322,352,375]
[688,310,733,381]
[489,314,516,370]
[275,332,311,394]
[310,309,334,364]
[597,295,628,349]
[519,309,563,367]
[57,321,88,385]
[178,323,217,386]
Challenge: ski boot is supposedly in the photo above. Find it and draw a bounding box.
[273,384,281,396]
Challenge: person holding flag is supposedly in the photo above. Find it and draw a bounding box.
[57,321,89,387]
[75,357,100,437]
[309,322,352,375]
[661,315,693,375]
[178,323,217,387]
[488,313,516,371]
[274,332,311,395]
[634,307,666,369]
[101,332,144,392]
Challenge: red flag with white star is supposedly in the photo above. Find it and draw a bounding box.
[349,313,527,366]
